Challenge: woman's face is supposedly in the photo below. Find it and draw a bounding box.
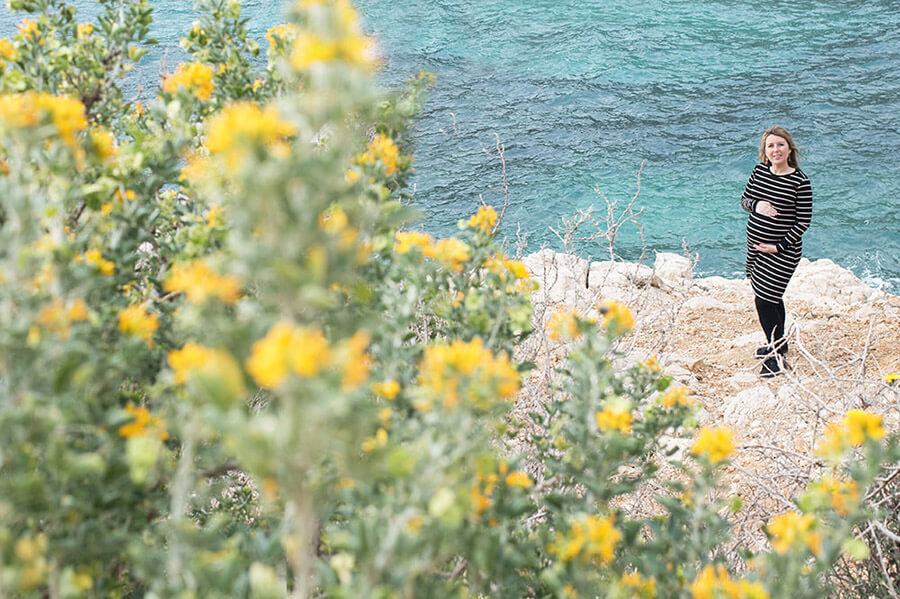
[765,135,791,168]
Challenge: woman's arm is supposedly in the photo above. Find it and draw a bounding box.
[775,178,812,252]
[739,169,758,213]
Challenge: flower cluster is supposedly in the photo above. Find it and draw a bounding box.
[484,252,530,281]
[246,322,331,388]
[467,205,498,233]
[661,385,695,408]
[117,304,159,346]
[205,102,296,169]
[689,564,769,599]
[75,249,115,276]
[34,298,90,340]
[595,405,633,434]
[162,62,215,101]
[167,342,246,400]
[806,475,860,516]
[547,307,594,342]
[393,231,471,272]
[549,514,622,564]
[598,299,634,335]
[118,404,169,440]
[356,133,400,176]
[0,38,18,66]
[619,572,657,598]
[163,260,241,304]
[815,409,885,460]
[692,426,735,464]
[415,337,519,411]
[290,0,373,71]
[265,23,299,49]
[371,379,400,399]
[766,512,822,555]
[0,91,87,148]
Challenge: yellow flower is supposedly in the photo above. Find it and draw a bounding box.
[117,304,159,346]
[620,572,656,599]
[162,62,215,101]
[394,230,434,254]
[118,403,169,440]
[692,426,735,464]
[290,33,338,69]
[416,337,519,411]
[89,126,117,160]
[344,168,360,184]
[245,323,331,389]
[290,327,331,378]
[470,484,492,516]
[17,19,38,40]
[67,298,90,321]
[885,373,899,384]
[371,379,400,399]
[595,406,633,434]
[598,299,634,335]
[265,23,299,48]
[767,512,822,555]
[339,330,371,391]
[549,514,621,564]
[467,205,498,233]
[644,355,661,373]
[361,427,388,452]
[423,237,471,272]
[167,343,246,399]
[503,259,530,279]
[113,188,136,203]
[661,385,695,408]
[505,471,533,488]
[0,92,87,149]
[809,476,860,516]
[842,409,885,445]
[76,23,93,39]
[356,133,400,175]
[547,307,593,342]
[78,248,115,276]
[163,260,241,304]
[815,410,885,459]
[205,102,296,169]
[690,564,769,599]
[0,38,18,62]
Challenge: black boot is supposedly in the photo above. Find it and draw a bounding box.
[760,355,785,378]
[754,341,788,359]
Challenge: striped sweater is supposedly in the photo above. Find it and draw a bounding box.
[741,163,813,302]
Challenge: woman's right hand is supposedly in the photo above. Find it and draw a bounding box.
[755,200,778,218]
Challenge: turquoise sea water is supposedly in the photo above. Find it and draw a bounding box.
[3,1,899,291]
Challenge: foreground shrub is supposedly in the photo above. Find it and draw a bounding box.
[0,1,898,597]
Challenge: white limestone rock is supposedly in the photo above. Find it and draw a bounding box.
[651,252,693,290]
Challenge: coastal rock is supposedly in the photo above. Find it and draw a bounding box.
[787,258,885,307]
[651,252,693,290]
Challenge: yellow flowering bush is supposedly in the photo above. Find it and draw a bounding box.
[1,1,898,598]
[161,62,215,101]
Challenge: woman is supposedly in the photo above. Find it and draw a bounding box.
[740,126,812,377]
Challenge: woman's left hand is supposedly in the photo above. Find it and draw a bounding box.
[755,243,778,254]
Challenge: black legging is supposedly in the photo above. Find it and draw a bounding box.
[755,296,785,350]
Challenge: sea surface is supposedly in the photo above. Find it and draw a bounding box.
[3,1,899,291]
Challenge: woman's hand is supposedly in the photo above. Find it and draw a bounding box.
[755,243,778,254]
[755,200,778,217]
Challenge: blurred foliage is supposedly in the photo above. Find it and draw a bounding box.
[1,0,898,597]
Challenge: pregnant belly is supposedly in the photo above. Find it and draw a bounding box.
[748,214,792,244]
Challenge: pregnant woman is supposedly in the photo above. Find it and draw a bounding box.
[740,126,812,377]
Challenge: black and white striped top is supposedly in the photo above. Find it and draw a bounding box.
[741,163,813,302]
